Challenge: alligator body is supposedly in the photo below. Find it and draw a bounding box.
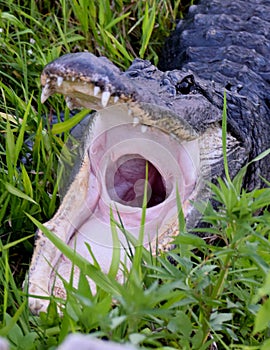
[28,0,270,313]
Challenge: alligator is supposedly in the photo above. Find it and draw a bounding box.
[28,0,270,314]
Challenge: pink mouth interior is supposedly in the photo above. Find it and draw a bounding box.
[108,156,166,208]
[51,106,200,295]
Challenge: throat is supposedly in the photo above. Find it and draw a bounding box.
[106,155,166,208]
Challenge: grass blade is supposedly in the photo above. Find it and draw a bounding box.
[26,214,123,296]
[5,182,38,205]
[139,2,156,58]
[108,207,121,279]
[222,90,231,185]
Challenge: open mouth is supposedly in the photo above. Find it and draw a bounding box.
[49,102,202,295]
[39,55,208,296]
[52,105,200,288]
[81,103,199,226]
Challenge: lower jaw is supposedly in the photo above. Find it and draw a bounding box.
[49,208,182,299]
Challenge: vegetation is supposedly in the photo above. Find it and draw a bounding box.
[1,1,270,349]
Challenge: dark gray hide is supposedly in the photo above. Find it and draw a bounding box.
[159,0,270,189]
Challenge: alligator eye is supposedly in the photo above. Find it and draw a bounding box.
[176,75,195,94]
[106,155,167,208]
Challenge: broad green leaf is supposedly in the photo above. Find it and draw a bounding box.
[261,338,270,350]
[253,298,270,334]
[21,164,33,198]
[0,234,34,252]
[129,333,146,345]
[167,311,192,338]
[253,273,270,303]
[105,12,131,30]
[103,30,133,61]
[210,312,233,331]
[5,182,37,205]
[1,12,25,27]
[51,109,91,134]
[0,302,27,337]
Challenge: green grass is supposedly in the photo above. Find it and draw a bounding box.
[1,1,270,349]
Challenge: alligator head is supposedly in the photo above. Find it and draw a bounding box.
[28,52,250,313]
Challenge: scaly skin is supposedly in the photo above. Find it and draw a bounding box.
[28,0,270,314]
[159,0,270,188]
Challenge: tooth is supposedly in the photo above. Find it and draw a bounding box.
[65,97,74,109]
[133,117,139,126]
[101,91,111,107]
[57,76,63,87]
[141,125,148,133]
[41,84,51,103]
[110,151,117,161]
[94,86,101,96]
[113,96,119,103]
[71,76,76,82]
[170,133,177,140]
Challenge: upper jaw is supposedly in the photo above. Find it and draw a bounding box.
[40,52,223,134]
[40,53,202,143]
[41,76,128,110]
[40,52,140,109]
